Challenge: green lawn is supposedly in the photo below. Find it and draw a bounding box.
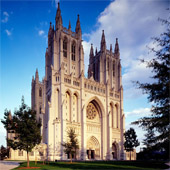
[13,161,169,170]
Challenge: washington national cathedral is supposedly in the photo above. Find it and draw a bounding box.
[30,3,135,161]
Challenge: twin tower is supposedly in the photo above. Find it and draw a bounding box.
[47,2,121,88]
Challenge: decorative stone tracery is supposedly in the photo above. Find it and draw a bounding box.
[86,103,97,120]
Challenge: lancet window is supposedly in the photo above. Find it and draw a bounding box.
[39,87,42,97]
[113,61,115,77]
[63,37,67,58]
[71,42,76,61]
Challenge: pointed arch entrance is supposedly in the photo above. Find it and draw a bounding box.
[86,99,103,160]
[87,136,100,159]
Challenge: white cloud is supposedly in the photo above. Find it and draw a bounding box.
[1,11,9,23]
[82,33,91,40]
[125,107,151,117]
[38,30,45,36]
[3,11,9,17]
[0,120,7,146]
[5,29,12,36]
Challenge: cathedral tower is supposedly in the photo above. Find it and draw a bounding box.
[31,3,126,161]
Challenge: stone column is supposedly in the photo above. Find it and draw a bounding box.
[106,81,113,160]
[120,86,125,160]
[81,103,87,160]
[80,72,86,160]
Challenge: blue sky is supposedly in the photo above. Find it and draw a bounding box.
[0,0,169,152]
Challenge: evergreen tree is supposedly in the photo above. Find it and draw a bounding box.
[62,128,79,163]
[1,97,42,167]
[143,128,156,149]
[132,18,170,157]
[124,128,140,160]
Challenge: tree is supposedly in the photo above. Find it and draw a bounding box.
[132,18,170,157]
[143,128,156,149]
[0,145,9,160]
[124,128,140,160]
[1,97,42,167]
[62,128,79,163]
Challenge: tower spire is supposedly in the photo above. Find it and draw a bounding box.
[32,76,34,84]
[55,2,62,30]
[114,38,119,54]
[75,14,82,38]
[35,69,39,82]
[90,43,94,57]
[68,20,71,30]
[88,44,94,78]
[110,44,112,53]
[100,30,106,52]
[48,22,52,36]
[48,22,53,48]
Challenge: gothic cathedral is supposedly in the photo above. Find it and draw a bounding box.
[31,3,125,160]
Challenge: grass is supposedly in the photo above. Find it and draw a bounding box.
[13,160,169,170]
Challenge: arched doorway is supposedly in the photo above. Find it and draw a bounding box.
[112,142,118,159]
[86,99,103,160]
[87,136,100,159]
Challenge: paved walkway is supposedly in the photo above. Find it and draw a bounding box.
[0,161,20,170]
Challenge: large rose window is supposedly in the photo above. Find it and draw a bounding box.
[86,103,97,120]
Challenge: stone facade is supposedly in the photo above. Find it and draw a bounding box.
[31,3,126,161]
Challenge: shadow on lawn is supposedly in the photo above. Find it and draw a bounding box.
[47,161,169,170]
